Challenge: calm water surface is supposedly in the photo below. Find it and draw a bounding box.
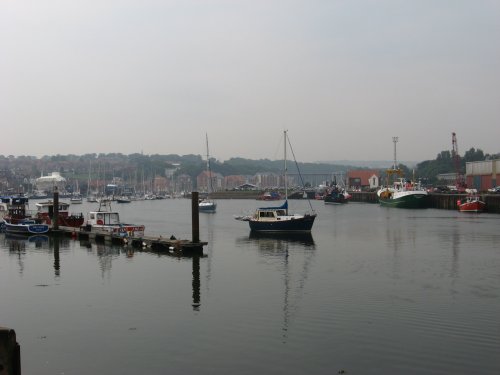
[1,199,499,375]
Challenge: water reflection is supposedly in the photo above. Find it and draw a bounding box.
[53,236,60,277]
[241,232,316,342]
[3,233,50,275]
[246,231,316,250]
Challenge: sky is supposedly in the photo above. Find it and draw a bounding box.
[1,0,499,163]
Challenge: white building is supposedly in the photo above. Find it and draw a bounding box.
[35,172,67,193]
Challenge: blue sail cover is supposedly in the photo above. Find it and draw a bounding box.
[259,200,288,210]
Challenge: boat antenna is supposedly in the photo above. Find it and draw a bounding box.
[392,136,399,171]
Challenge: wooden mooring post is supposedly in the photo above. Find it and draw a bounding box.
[52,187,59,231]
[0,327,21,375]
[191,191,200,244]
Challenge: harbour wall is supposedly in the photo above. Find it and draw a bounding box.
[210,190,500,213]
[349,191,500,213]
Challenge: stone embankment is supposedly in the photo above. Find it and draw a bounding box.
[209,190,500,213]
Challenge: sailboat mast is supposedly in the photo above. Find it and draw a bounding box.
[206,133,211,193]
[284,130,288,214]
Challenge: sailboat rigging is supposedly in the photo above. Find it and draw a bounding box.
[198,133,217,213]
[235,130,317,232]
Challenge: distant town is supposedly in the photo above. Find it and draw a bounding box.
[0,146,499,197]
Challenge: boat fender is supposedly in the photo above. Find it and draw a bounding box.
[97,219,103,225]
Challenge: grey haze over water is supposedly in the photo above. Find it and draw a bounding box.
[1,1,499,162]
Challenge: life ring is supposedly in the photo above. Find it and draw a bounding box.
[97,219,104,225]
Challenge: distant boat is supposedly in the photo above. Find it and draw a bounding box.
[199,133,217,213]
[70,194,83,204]
[235,130,317,232]
[377,137,429,209]
[116,196,132,204]
[256,191,282,201]
[324,184,350,205]
[457,195,486,212]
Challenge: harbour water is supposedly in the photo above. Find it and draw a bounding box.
[1,199,499,375]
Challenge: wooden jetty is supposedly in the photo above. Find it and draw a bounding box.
[48,190,207,254]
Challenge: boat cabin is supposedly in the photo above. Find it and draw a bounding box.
[88,211,121,226]
[255,208,287,220]
[36,201,70,216]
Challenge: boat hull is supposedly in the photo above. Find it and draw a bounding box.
[4,222,50,234]
[458,200,486,212]
[324,196,348,205]
[379,193,429,208]
[248,214,316,232]
[199,200,217,213]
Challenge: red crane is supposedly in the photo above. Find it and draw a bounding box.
[452,132,466,192]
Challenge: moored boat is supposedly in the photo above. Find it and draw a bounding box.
[256,191,282,201]
[2,197,49,234]
[377,137,429,209]
[324,186,350,205]
[198,133,217,213]
[4,218,50,235]
[70,193,83,204]
[235,131,317,232]
[84,201,145,238]
[35,200,84,227]
[377,178,429,208]
[457,195,486,212]
[116,196,132,203]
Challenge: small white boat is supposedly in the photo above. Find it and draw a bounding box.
[84,201,145,238]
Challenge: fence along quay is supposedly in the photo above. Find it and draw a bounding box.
[48,190,207,255]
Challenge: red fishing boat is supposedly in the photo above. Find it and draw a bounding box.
[457,195,486,213]
[35,200,85,227]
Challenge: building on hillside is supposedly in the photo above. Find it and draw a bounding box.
[224,175,246,191]
[465,159,500,191]
[254,172,280,189]
[196,170,223,192]
[175,174,193,194]
[35,172,67,193]
[347,170,380,190]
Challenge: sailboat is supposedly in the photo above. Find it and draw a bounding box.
[198,134,217,213]
[235,130,317,232]
[70,180,83,204]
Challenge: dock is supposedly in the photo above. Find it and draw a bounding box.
[50,226,207,253]
[47,190,207,255]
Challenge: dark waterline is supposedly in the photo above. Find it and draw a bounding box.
[1,199,500,375]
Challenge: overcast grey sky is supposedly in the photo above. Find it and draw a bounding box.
[1,0,499,163]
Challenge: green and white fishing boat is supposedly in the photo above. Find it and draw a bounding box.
[377,177,429,208]
[377,137,429,209]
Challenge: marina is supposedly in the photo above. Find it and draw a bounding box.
[1,198,500,375]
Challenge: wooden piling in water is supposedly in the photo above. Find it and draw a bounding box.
[0,326,21,375]
[191,191,199,244]
[52,187,59,231]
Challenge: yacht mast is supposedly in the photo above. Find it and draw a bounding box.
[284,130,288,214]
